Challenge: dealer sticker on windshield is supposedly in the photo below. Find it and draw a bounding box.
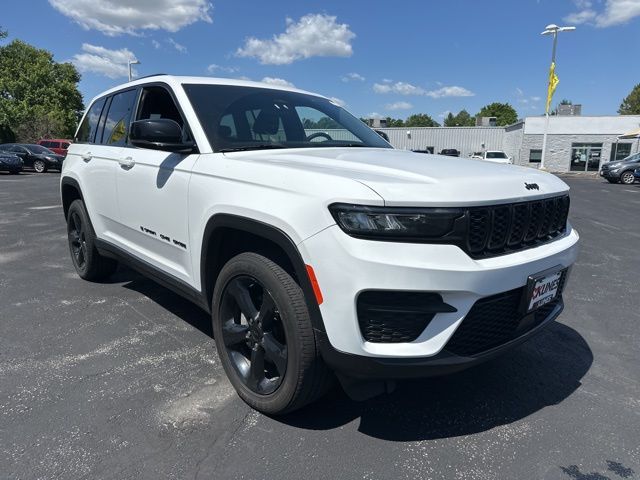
[527,269,564,313]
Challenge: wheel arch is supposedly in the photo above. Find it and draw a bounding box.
[200,214,326,333]
[60,176,84,219]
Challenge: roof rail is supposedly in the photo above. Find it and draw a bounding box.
[131,73,168,81]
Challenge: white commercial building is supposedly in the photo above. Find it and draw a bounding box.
[376,115,640,173]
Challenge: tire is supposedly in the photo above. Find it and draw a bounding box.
[66,199,118,281]
[33,160,47,173]
[606,178,618,184]
[620,170,635,185]
[212,252,331,414]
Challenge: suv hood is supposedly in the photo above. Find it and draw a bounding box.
[229,147,569,206]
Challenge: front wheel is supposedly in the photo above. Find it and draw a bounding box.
[620,171,635,185]
[33,160,47,173]
[212,252,331,414]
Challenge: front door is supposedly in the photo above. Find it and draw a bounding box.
[570,143,602,172]
[115,84,199,284]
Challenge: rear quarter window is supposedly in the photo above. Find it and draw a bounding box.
[76,97,107,143]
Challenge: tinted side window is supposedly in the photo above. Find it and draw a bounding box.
[50,141,60,148]
[62,142,70,149]
[40,141,51,147]
[76,97,106,143]
[101,89,138,146]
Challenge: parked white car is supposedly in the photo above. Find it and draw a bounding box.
[61,75,579,414]
[471,150,513,164]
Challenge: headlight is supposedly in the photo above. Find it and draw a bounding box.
[329,203,464,240]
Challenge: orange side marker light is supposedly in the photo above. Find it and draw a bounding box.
[305,264,324,305]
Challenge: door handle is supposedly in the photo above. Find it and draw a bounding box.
[81,152,92,162]
[119,156,135,169]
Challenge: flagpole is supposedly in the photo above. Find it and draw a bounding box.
[540,32,557,171]
[540,24,575,171]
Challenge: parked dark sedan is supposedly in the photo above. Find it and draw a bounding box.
[0,143,64,173]
[634,167,640,181]
[439,148,461,157]
[600,153,640,184]
[0,152,23,174]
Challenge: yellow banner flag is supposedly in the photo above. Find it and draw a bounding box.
[546,62,559,114]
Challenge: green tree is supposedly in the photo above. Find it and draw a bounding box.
[444,109,475,127]
[476,102,518,126]
[0,26,7,39]
[385,117,404,127]
[618,84,640,115]
[0,40,83,142]
[405,113,440,127]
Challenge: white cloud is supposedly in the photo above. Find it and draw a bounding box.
[72,43,137,79]
[341,72,365,82]
[206,64,239,74]
[373,81,426,95]
[152,39,161,49]
[373,81,474,98]
[425,86,475,98]
[260,77,295,88]
[328,96,346,107]
[48,0,212,36]
[515,88,541,106]
[168,38,187,53]
[368,112,383,119]
[236,14,355,65]
[385,101,413,111]
[565,0,640,27]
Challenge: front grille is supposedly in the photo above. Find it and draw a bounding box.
[357,291,454,343]
[466,196,570,258]
[445,272,567,356]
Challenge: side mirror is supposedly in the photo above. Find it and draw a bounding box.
[129,119,195,153]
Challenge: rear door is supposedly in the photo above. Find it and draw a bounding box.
[114,84,199,284]
[73,89,137,241]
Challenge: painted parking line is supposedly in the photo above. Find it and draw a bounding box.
[623,189,638,193]
[29,205,61,210]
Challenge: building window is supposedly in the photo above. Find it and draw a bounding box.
[570,143,602,172]
[529,149,542,163]
[610,143,632,162]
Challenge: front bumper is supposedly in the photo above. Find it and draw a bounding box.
[299,223,579,363]
[600,169,620,178]
[318,298,564,379]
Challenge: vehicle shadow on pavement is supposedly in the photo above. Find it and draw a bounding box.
[117,267,213,336]
[115,266,592,442]
[281,323,593,441]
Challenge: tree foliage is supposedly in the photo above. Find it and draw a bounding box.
[444,109,475,127]
[0,40,83,142]
[404,113,440,127]
[618,84,640,115]
[475,102,518,126]
[385,117,405,127]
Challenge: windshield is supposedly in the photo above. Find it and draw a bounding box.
[26,145,54,154]
[486,151,507,159]
[183,84,392,152]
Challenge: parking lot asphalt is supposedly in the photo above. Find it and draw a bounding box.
[0,171,639,480]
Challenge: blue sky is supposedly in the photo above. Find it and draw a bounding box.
[3,0,640,119]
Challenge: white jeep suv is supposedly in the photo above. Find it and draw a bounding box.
[61,75,579,414]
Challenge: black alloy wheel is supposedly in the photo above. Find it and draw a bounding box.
[219,275,288,395]
[68,210,88,270]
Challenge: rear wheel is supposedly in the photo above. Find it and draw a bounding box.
[620,171,635,185]
[66,199,118,280]
[212,252,331,414]
[33,160,47,173]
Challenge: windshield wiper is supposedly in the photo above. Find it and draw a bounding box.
[220,144,287,153]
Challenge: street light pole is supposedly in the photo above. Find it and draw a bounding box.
[540,24,575,170]
[128,60,140,82]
